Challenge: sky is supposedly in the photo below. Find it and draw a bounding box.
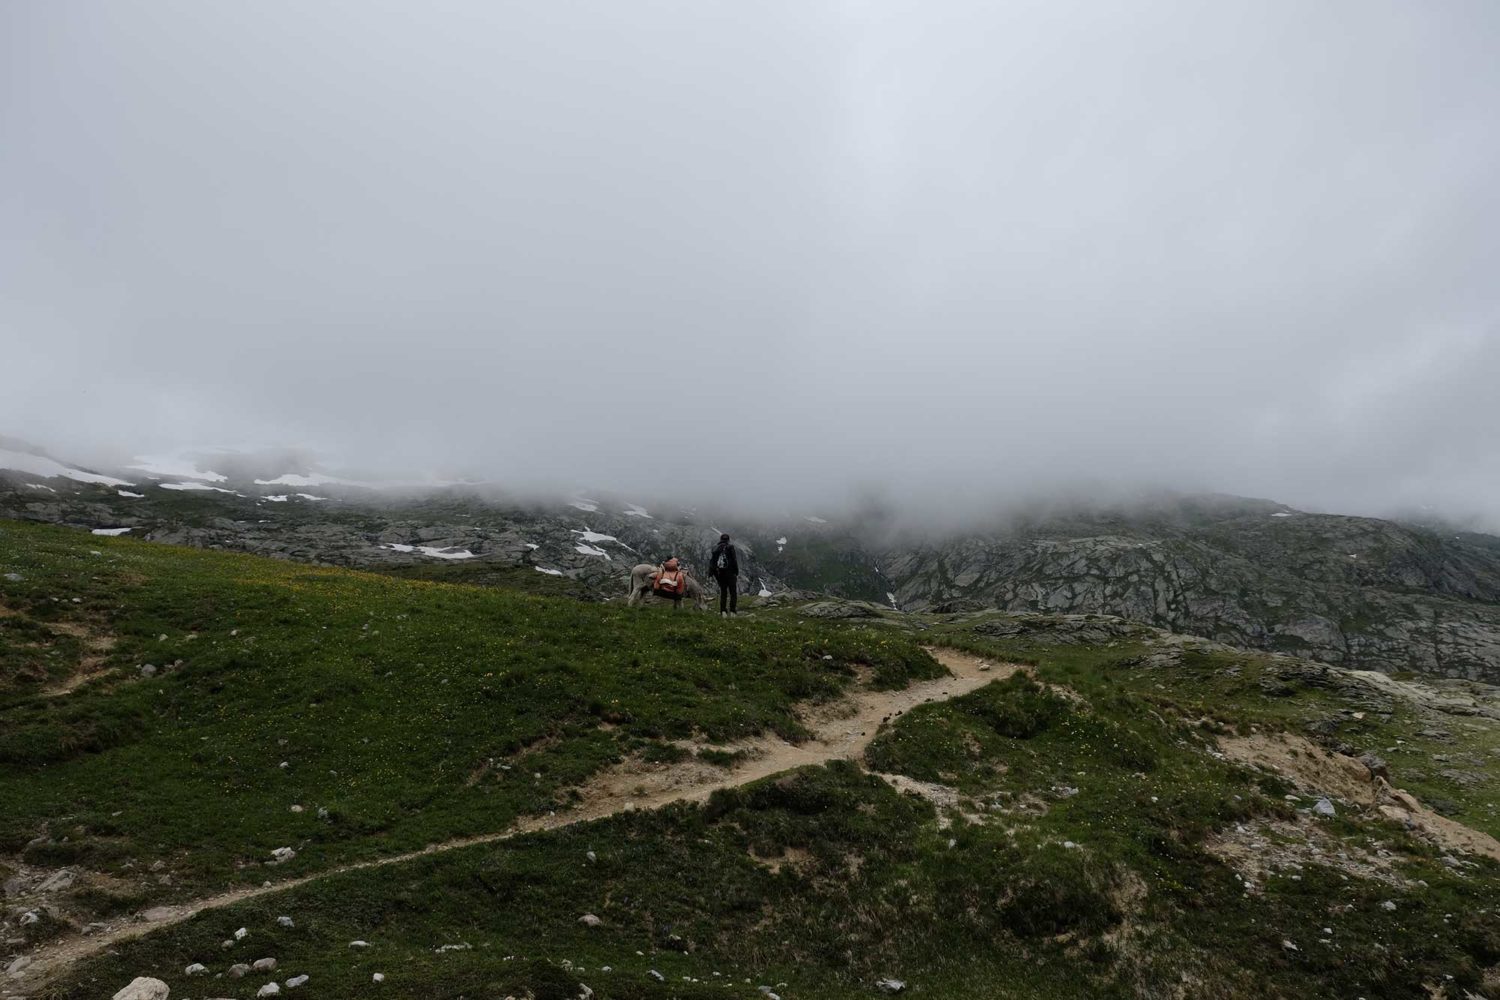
[4,1,1499,525]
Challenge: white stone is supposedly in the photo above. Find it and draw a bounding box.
[372,973,386,983]
[286,974,309,988]
[111,978,169,1000]
[185,962,208,975]
[257,984,281,997]
[252,958,277,972]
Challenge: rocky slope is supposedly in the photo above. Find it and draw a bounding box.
[0,465,785,603]
[868,495,1500,682]
[5,445,1500,681]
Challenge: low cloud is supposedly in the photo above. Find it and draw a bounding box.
[4,1,1498,527]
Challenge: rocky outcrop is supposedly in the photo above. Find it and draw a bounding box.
[878,504,1500,682]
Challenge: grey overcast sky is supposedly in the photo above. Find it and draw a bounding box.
[3,1,1499,522]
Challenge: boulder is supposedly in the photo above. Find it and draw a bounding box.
[112,978,170,1000]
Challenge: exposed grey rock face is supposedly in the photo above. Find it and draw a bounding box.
[878,500,1500,682]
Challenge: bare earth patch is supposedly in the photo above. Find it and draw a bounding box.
[1204,817,1413,890]
[36,619,118,698]
[1216,731,1500,862]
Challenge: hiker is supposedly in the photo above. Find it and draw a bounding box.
[710,533,738,616]
[651,557,689,610]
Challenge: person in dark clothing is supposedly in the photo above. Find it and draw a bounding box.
[710,533,739,616]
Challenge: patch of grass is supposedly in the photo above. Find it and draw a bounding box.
[0,520,941,915]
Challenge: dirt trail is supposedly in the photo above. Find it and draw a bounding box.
[7,647,1012,992]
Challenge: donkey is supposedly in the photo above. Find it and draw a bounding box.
[626,563,707,611]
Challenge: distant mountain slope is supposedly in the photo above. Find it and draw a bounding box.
[874,496,1500,681]
[5,444,1500,681]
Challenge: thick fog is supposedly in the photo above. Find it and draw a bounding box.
[4,2,1498,525]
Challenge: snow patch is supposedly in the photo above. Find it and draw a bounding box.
[92,527,132,536]
[264,495,290,502]
[805,516,828,524]
[159,482,238,494]
[25,483,56,492]
[887,592,900,610]
[129,454,226,482]
[1271,512,1293,518]
[524,543,540,550]
[622,503,653,518]
[384,543,476,560]
[573,529,617,544]
[0,447,135,487]
[574,543,610,558]
[117,490,145,498]
[295,493,328,501]
[758,584,773,598]
[569,500,600,513]
[536,567,565,576]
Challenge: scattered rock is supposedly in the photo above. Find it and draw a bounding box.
[111,977,169,1000]
[229,964,251,978]
[257,984,281,997]
[270,847,296,864]
[1381,900,1398,912]
[1281,940,1299,952]
[142,906,176,922]
[372,973,385,983]
[286,974,309,988]
[648,970,665,982]
[578,913,603,928]
[877,978,907,993]
[252,958,278,972]
[277,915,294,928]
[1313,798,1336,817]
[6,955,35,976]
[185,962,208,976]
[1359,753,1389,780]
[349,940,371,948]
[235,926,249,940]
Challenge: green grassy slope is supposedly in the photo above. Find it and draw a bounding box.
[5,524,1499,999]
[0,520,936,907]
